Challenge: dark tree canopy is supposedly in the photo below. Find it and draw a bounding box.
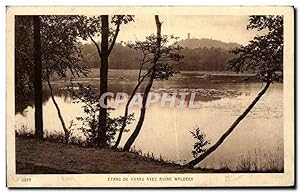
[76,15,134,43]
[40,16,89,79]
[15,16,89,112]
[228,15,283,83]
[15,16,34,111]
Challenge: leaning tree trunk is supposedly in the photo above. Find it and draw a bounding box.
[185,81,271,168]
[33,16,43,139]
[113,70,152,149]
[113,82,142,149]
[123,73,155,151]
[46,78,69,143]
[97,15,109,147]
[123,15,162,152]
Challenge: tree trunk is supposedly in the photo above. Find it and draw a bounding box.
[97,15,109,147]
[33,16,43,139]
[47,78,69,143]
[185,81,271,168]
[123,73,155,151]
[113,69,152,149]
[113,83,140,149]
[123,15,162,152]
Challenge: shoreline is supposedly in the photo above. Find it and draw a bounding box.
[16,136,283,174]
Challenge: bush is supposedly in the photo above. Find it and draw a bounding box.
[69,83,134,147]
[190,126,210,158]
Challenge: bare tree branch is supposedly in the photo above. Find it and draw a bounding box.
[88,33,101,58]
[108,16,122,55]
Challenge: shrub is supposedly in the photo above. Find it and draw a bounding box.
[69,83,134,147]
[190,126,210,158]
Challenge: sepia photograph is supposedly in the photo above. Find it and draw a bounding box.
[6,6,294,187]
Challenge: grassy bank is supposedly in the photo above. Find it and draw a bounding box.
[16,137,197,174]
[16,136,283,174]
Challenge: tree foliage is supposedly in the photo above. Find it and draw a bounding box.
[40,16,89,79]
[15,16,89,112]
[125,34,183,80]
[76,15,134,46]
[228,15,283,82]
[185,15,284,168]
[190,127,210,158]
[69,84,134,147]
[15,16,34,111]
[74,15,134,147]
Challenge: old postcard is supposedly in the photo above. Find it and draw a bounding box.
[6,6,294,187]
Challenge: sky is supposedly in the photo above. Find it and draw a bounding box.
[110,15,263,45]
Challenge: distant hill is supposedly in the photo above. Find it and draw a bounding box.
[80,39,239,71]
[178,38,240,50]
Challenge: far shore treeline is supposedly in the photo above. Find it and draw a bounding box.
[81,38,238,71]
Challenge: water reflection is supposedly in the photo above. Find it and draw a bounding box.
[15,71,283,171]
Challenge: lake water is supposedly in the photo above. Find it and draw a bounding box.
[15,70,284,171]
